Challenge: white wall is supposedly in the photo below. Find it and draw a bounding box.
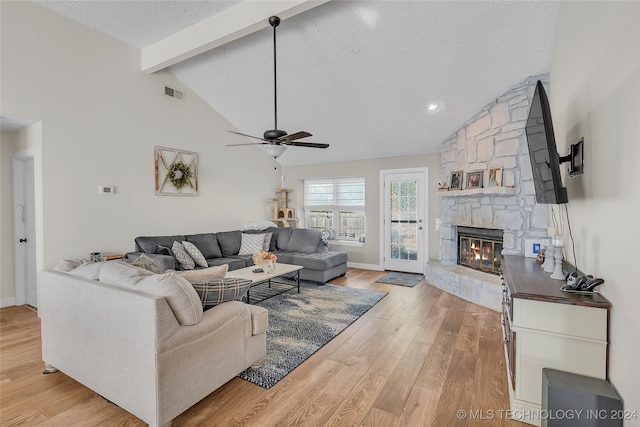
[284,154,441,267]
[550,1,639,420]
[0,1,280,281]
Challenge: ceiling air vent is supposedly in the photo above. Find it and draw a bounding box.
[164,85,184,101]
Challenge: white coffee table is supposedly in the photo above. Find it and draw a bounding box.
[225,262,303,304]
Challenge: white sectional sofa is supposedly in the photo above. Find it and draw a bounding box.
[39,261,268,427]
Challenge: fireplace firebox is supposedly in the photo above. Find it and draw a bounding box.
[457,226,503,274]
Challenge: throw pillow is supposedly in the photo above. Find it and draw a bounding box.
[191,278,252,311]
[53,258,88,273]
[238,233,266,255]
[67,261,106,280]
[155,244,173,256]
[172,241,195,270]
[130,253,162,274]
[99,261,203,326]
[182,241,208,268]
[243,220,278,230]
[169,264,229,283]
[262,232,273,251]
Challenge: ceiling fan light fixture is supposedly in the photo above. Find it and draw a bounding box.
[261,144,287,159]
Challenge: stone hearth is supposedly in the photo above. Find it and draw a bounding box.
[426,75,550,311]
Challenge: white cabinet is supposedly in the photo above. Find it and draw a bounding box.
[501,256,610,426]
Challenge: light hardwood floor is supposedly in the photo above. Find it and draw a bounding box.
[1,268,526,426]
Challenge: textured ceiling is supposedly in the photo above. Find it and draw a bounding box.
[32,1,559,166]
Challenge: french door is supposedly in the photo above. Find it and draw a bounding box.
[382,170,426,274]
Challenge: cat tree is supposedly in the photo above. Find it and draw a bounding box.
[267,189,298,227]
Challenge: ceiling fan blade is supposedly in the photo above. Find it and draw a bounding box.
[225,142,268,147]
[280,131,312,142]
[285,141,330,149]
[228,130,268,142]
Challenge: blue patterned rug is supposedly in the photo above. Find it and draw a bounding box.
[376,272,423,287]
[238,282,387,389]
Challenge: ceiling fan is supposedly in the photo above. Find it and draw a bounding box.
[227,16,329,158]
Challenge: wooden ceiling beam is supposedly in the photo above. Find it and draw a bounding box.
[141,0,329,73]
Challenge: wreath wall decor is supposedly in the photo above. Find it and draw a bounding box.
[155,146,198,196]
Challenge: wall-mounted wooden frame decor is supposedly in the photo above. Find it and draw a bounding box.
[155,146,198,196]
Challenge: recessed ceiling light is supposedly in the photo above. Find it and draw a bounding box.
[426,101,445,114]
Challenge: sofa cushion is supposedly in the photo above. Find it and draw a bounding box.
[207,258,246,270]
[238,233,266,255]
[275,251,347,270]
[169,264,229,282]
[216,230,242,257]
[135,235,186,254]
[191,278,252,311]
[172,241,195,270]
[130,253,161,273]
[275,227,293,251]
[287,229,322,253]
[67,261,105,280]
[185,233,222,259]
[182,241,208,268]
[99,261,203,325]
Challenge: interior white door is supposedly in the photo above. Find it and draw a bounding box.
[13,155,38,307]
[383,171,426,273]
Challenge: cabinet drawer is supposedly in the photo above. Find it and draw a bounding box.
[513,298,607,341]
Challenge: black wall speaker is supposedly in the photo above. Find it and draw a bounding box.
[542,368,623,427]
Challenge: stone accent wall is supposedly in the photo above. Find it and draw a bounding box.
[438,74,550,264]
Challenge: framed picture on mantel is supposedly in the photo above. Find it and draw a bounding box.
[488,167,503,187]
[466,171,483,189]
[450,170,463,190]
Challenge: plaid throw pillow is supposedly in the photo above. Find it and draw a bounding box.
[191,278,252,311]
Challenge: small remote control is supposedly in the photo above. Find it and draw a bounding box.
[252,268,264,273]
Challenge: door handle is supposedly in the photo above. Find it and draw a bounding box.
[19,238,27,243]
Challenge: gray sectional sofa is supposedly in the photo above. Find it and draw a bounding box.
[126,227,348,284]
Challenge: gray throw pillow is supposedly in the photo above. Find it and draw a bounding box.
[130,253,162,274]
[172,241,195,270]
[191,278,252,311]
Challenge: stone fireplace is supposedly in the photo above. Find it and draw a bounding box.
[425,75,551,312]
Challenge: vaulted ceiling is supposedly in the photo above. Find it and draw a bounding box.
[33,0,559,166]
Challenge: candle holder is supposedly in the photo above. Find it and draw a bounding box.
[542,244,555,272]
[550,244,567,280]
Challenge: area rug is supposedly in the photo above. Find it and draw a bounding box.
[238,282,387,389]
[375,272,423,287]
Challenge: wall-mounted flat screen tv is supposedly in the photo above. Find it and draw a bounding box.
[525,80,568,204]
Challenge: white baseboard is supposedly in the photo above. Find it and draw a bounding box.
[1,298,16,308]
[347,262,383,271]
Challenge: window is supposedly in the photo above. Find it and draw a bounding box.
[304,177,365,241]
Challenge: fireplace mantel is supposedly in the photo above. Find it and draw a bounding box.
[438,187,515,197]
